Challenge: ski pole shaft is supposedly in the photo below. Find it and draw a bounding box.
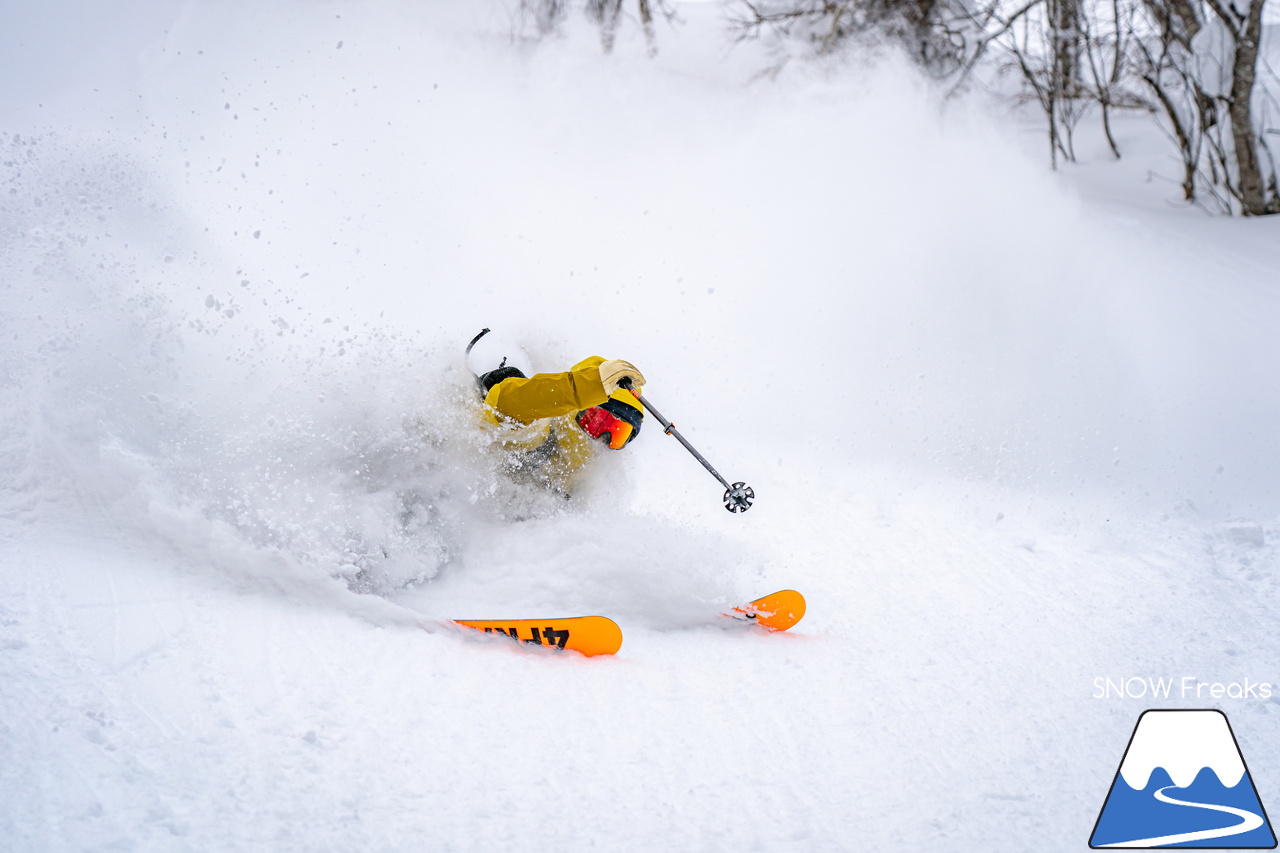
[629,390,732,490]
[619,378,754,513]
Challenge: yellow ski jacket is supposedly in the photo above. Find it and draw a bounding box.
[480,356,642,492]
[483,356,612,424]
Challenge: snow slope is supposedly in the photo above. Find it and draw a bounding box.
[3,2,1280,850]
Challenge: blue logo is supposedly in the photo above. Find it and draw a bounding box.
[1091,709,1276,848]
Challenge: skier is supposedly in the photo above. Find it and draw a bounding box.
[465,329,647,493]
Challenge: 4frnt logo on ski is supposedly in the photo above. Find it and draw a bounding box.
[454,616,623,657]
[454,589,805,657]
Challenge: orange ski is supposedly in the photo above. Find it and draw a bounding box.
[728,589,806,632]
[454,615,623,657]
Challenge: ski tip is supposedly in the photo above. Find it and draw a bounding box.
[729,589,806,632]
[453,615,623,657]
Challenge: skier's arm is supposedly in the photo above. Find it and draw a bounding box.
[484,356,611,424]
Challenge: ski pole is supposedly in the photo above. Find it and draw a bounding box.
[619,378,754,513]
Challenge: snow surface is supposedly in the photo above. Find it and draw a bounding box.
[3,1,1280,851]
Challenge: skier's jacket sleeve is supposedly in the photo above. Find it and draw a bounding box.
[483,356,611,425]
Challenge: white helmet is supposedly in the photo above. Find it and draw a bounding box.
[465,328,533,391]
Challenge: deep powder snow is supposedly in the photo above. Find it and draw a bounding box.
[3,2,1280,850]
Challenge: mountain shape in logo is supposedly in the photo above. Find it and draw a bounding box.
[1091,709,1276,848]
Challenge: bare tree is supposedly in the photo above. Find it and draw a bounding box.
[969,0,1278,209]
[517,0,677,56]
[1130,0,1279,214]
[731,0,978,73]
[585,0,626,53]
[730,0,1278,215]
[937,0,1096,166]
[1219,0,1273,213]
[1048,0,1086,161]
[516,0,571,38]
[731,0,1097,165]
[992,0,1090,166]
[1080,0,1139,158]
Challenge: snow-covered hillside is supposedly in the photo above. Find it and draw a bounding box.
[3,2,1280,850]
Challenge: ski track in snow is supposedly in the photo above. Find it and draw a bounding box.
[3,1,1280,850]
